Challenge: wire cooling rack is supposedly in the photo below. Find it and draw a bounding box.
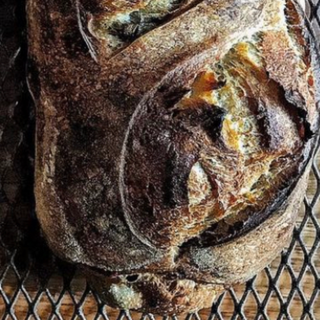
[0,0,320,319]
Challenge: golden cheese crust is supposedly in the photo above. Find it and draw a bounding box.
[27,0,320,314]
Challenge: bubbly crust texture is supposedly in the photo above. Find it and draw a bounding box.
[27,0,320,315]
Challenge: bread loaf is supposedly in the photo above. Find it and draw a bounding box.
[27,0,320,314]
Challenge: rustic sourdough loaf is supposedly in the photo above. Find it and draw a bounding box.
[27,0,320,314]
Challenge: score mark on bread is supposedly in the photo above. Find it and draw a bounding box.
[89,0,203,55]
[121,29,313,249]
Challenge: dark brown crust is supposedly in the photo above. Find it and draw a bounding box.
[27,0,320,315]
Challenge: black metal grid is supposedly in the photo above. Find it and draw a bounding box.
[0,0,319,319]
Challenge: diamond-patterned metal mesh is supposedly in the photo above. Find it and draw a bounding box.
[0,0,320,319]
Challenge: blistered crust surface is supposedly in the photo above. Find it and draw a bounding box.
[27,0,319,314]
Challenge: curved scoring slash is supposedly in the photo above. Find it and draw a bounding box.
[75,0,98,63]
[118,90,159,250]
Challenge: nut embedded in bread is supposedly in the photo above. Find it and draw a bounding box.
[27,0,320,315]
